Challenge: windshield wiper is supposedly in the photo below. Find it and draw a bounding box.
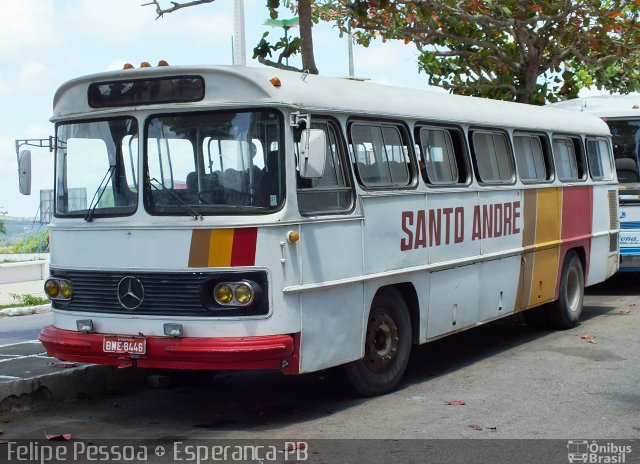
[148,177,203,220]
[84,166,115,222]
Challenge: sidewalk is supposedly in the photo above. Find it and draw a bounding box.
[0,340,147,412]
[0,279,47,306]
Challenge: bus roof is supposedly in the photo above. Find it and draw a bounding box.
[53,65,610,136]
[551,94,640,119]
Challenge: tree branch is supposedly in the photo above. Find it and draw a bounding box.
[257,56,303,73]
[142,0,215,20]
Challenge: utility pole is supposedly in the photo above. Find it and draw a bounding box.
[233,0,246,66]
[348,25,354,77]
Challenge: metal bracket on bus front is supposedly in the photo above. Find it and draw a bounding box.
[15,137,55,155]
[290,112,310,129]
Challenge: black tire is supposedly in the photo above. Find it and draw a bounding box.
[344,288,412,397]
[546,251,585,329]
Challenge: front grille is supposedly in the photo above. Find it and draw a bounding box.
[50,269,269,317]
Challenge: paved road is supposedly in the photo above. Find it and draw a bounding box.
[1,274,639,462]
[0,312,51,347]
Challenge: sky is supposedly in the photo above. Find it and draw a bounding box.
[0,0,434,218]
[0,1,610,219]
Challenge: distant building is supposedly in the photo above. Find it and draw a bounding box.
[39,188,87,224]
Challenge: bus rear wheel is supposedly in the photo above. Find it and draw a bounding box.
[344,288,412,397]
[547,251,584,329]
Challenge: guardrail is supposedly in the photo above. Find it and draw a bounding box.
[0,253,50,263]
[0,260,49,284]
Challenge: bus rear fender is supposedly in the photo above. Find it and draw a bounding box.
[373,283,420,345]
[556,245,588,300]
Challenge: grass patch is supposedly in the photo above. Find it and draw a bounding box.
[4,293,49,308]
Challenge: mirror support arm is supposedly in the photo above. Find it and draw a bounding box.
[289,112,310,129]
[15,136,55,156]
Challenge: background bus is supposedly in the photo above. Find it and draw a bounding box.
[553,95,640,271]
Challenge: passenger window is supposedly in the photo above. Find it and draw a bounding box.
[553,136,585,181]
[471,131,514,183]
[417,127,467,185]
[296,121,353,214]
[350,123,411,187]
[513,134,550,182]
[586,139,614,181]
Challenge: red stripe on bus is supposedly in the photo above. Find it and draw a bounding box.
[561,186,593,240]
[559,186,593,285]
[230,227,258,266]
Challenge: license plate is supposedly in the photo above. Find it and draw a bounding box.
[103,336,146,355]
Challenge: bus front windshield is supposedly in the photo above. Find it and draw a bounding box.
[608,119,640,184]
[55,118,138,218]
[145,110,283,215]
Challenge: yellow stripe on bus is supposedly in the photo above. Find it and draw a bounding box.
[528,247,560,306]
[208,229,234,267]
[527,188,562,306]
[534,188,562,245]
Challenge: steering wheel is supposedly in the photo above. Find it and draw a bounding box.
[197,187,225,204]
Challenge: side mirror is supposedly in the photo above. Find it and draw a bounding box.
[17,150,32,195]
[299,129,326,179]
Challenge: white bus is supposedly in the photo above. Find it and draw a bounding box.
[552,95,640,272]
[19,64,618,396]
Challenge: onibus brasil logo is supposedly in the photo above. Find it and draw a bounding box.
[567,440,632,463]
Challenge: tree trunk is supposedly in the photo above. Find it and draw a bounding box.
[298,0,319,74]
[515,53,543,104]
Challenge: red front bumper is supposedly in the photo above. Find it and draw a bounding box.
[39,325,299,373]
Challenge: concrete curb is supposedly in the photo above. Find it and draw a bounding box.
[0,304,50,317]
[0,365,148,413]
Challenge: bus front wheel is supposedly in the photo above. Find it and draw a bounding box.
[344,288,412,397]
[547,251,585,329]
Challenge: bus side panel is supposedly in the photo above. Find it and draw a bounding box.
[297,220,365,373]
[558,186,593,291]
[427,264,480,339]
[477,190,523,255]
[425,192,479,265]
[588,186,618,284]
[299,221,363,285]
[527,187,562,306]
[515,189,538,310]
[479,256,520,321]
[298,283,365,373]
[476,190,522,318]
[364,195,428,274]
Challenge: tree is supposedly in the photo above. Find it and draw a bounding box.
[0,207,5,236]
[316,0,640,104]
[144,0,319,74]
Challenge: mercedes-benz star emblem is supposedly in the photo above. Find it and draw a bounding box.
[117,276,145,310]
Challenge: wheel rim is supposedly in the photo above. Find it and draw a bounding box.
[566,266,581,313]
[364,311,399,373]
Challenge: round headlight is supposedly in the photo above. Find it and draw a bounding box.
[234,283,254,305]
[44,280,60,299]
[214,283,233,304]
[60,280,73,299]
